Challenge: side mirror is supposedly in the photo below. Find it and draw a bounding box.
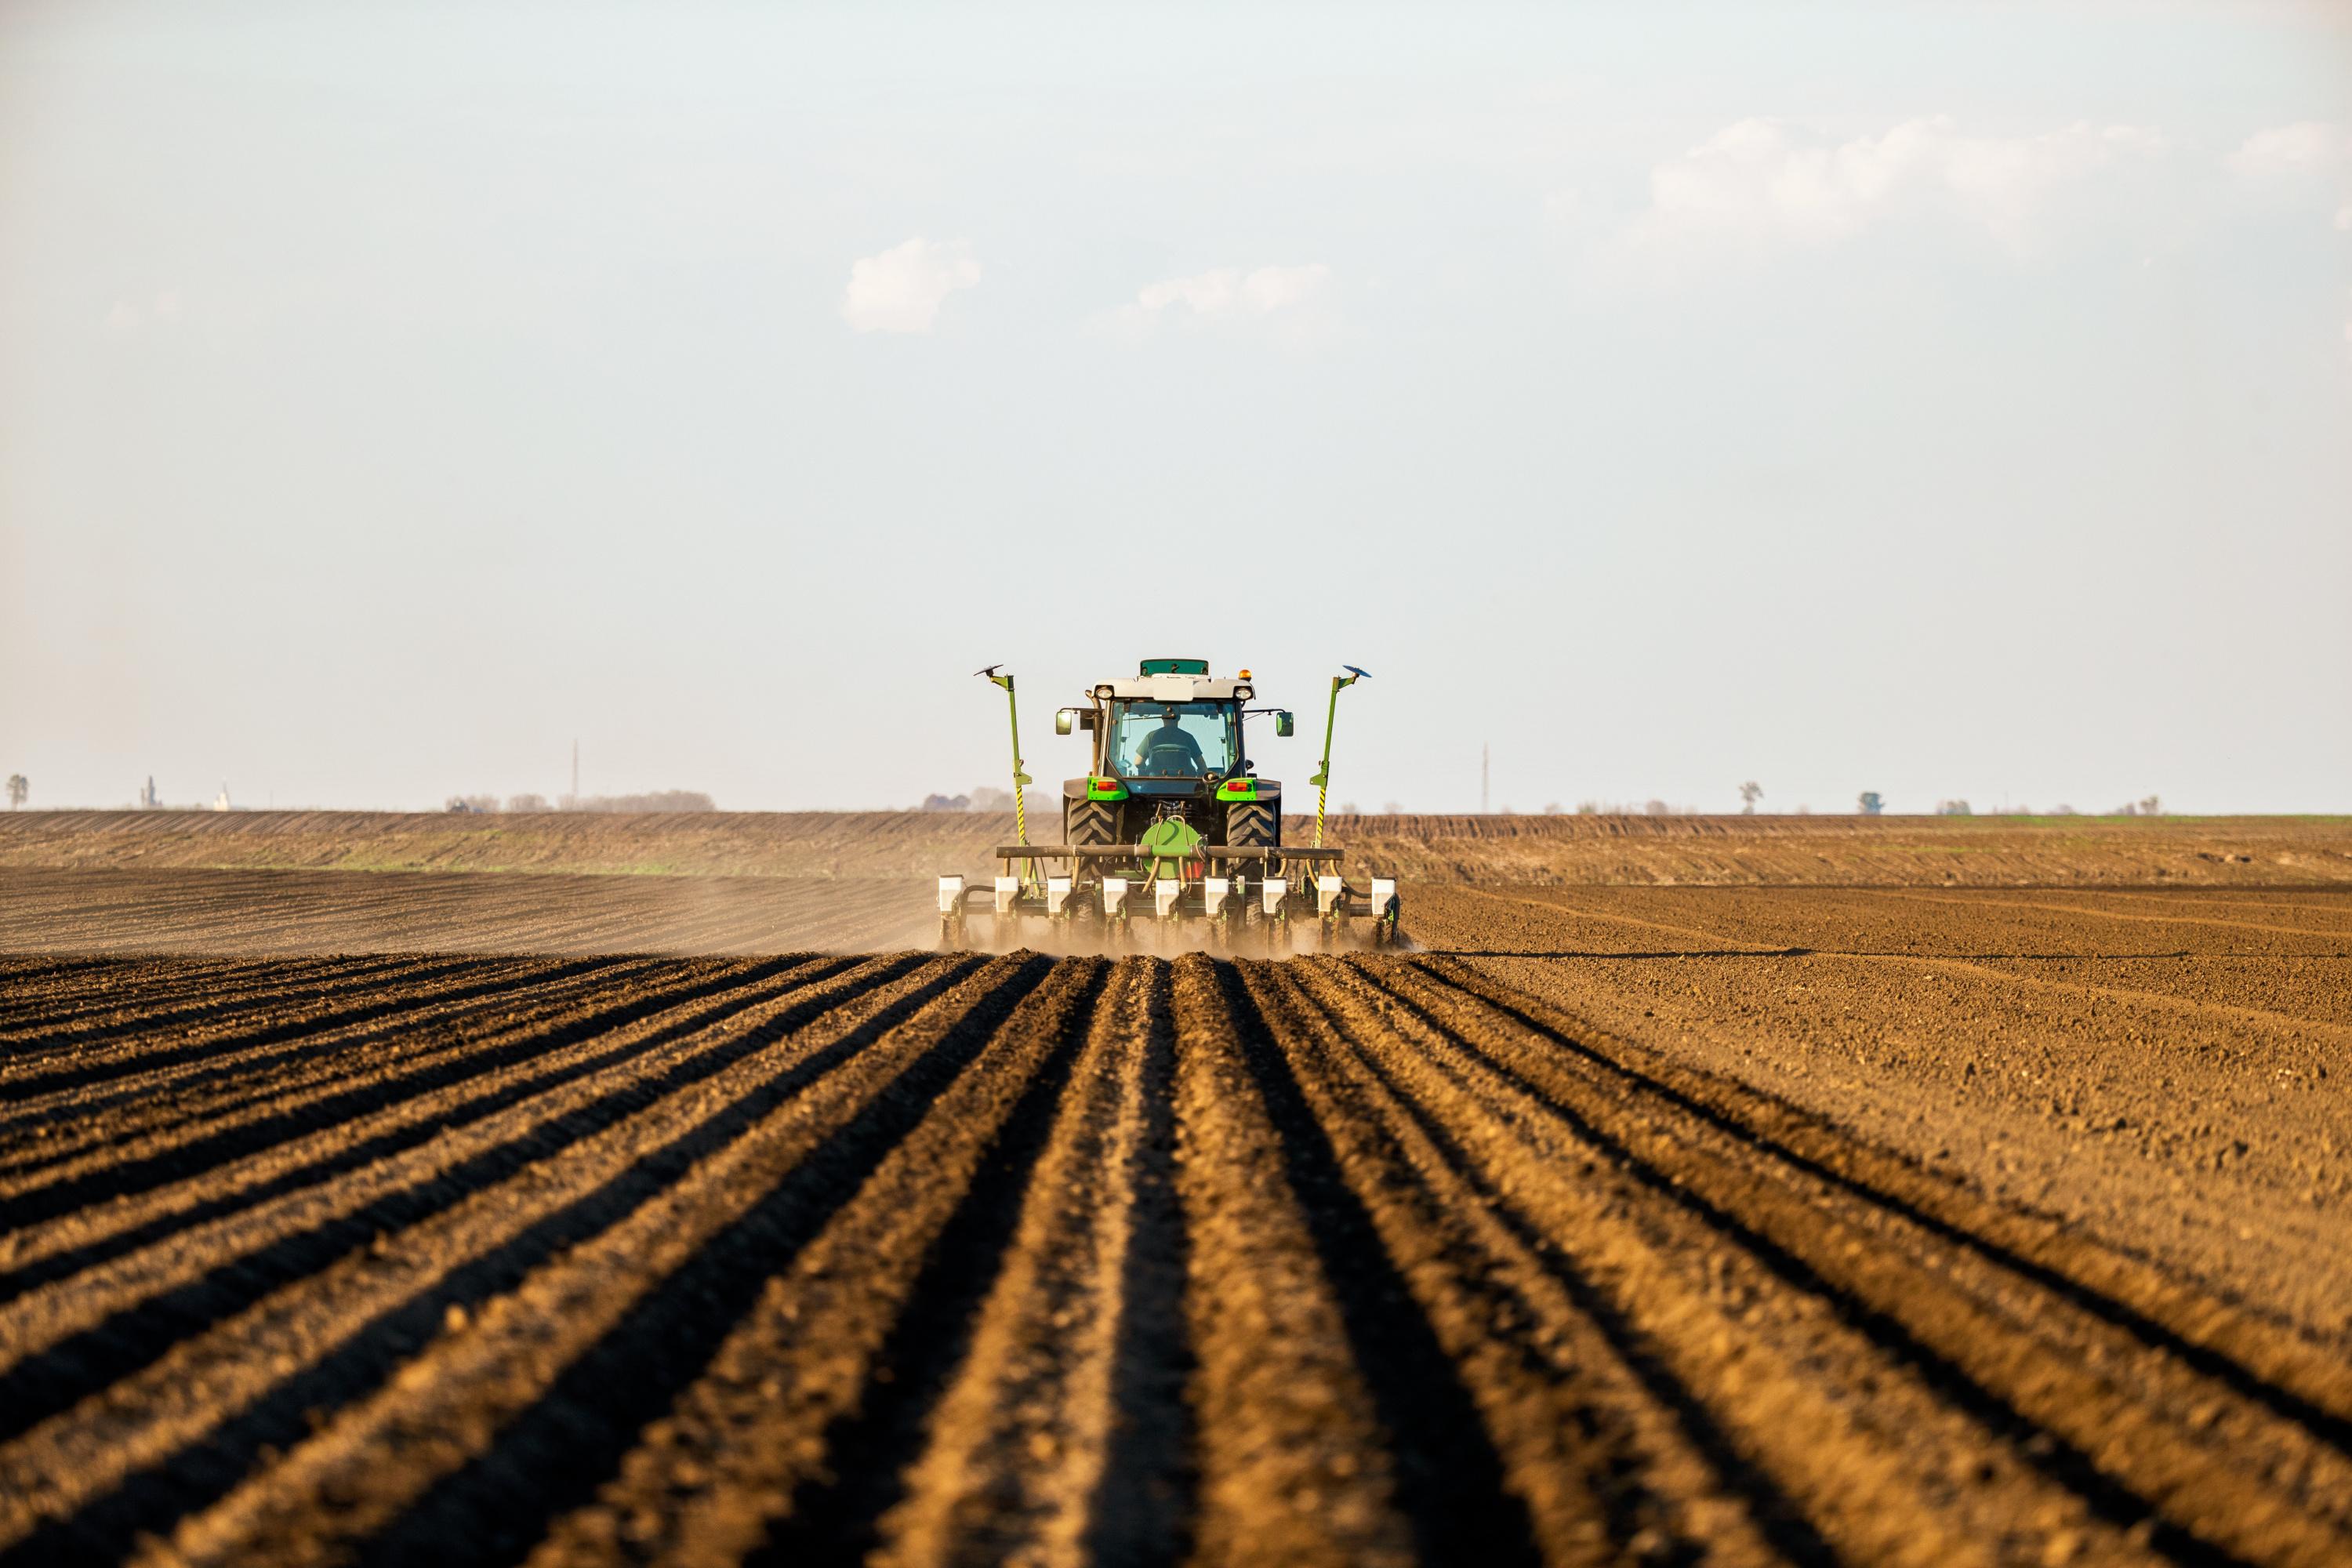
[1054,708,1078,735]
[1273,710,1294,737]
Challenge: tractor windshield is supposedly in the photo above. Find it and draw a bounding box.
[1109,701,1238,779]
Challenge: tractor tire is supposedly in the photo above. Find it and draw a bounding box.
[1226,800,1278,849]
[1067,798,1118,846]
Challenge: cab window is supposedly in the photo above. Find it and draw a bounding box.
[1108,702,1237,777]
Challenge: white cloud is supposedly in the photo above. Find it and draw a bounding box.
[2228,121,2351,178]
[1135,263,1331,318]
[100,289,185,337]
[1632,116,2164,252]
[839,238,980,335]
[2230,125,2352,237]
[1100,263,1335,346]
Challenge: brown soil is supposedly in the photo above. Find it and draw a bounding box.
[1406,886,2352,1352]
[0,866,935,956]
[6,809,2349,886]
[4,885,2348,1566]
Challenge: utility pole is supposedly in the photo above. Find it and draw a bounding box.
[1481,743,1490,814]
[571,739,579,806]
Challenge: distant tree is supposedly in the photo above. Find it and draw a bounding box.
[506,793,550,813]
[1575,801,1599,815]
[5,775,24,811]
[1858,791,1884,815]
[920,793,972,811]
[1935,799,1972,816]
[2140,793,2162,817]
[1340,800,1359,815]
[967,786,1013,813]
[1738,781,1762,815]
[2049,803,2076,815]
[1644,799,1670,817]
[1542,802,1563,815]
[575,790,717,813]
[1381,800,1403,815]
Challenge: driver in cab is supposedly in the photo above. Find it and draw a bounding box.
[1132,709,1207,776]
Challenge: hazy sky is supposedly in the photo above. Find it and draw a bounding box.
[3,2,2347,815]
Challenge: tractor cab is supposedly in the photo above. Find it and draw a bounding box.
[1054,659,1284,819]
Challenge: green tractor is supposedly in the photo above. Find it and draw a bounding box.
[938,657,1400,950]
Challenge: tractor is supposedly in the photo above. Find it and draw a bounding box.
[938,657,1400,950]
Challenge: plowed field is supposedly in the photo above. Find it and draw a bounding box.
[8,808,2350,887]
[6,883,2350,1566]
[0,868,931,956]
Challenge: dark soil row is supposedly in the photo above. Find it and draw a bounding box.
[3,944,2347,1566]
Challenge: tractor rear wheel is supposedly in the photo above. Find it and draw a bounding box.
[1067,798,1118,846]
[1226,800,1278,848]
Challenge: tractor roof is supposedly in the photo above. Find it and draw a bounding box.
[1094,657,1251,702]
[1097,672,1254,702]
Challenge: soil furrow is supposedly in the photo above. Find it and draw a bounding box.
[1415,956,2352,1439]
[753,957,1110,1566]
[0,962,643,1189]
[0,956,978,1559]
[1270,957,1809,1567]
[866,959,1191,1568]
[509,956,1096,1568]
[0,957,866,1353]
[0,955,581,1093]
[1374,959,2352,1565]
[1161,952,1414,1568]
[0,956,434,1046]
[1332,959,2140,1566]
[133,955,1058,1568]
[0,959,728,1215]
[0,957,662,1178]
[0,957,851,1298]
[2,971,685,1225]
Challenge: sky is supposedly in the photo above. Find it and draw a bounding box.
[2,1,2348,815]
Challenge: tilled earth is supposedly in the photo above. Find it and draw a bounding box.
[3,887,2350,1566]
[0,868,935,956]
